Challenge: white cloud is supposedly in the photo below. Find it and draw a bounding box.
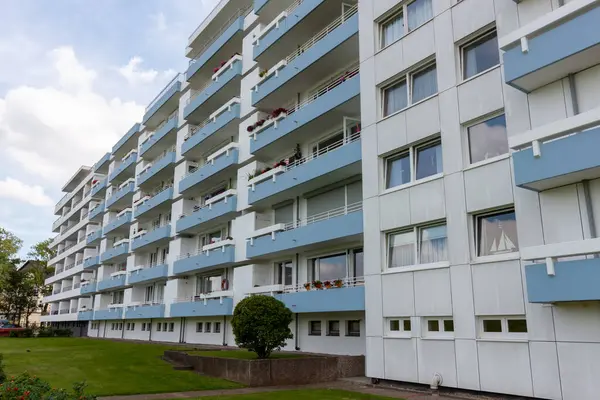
[117,56,161,85]
[0,177,53,206]
[151,12,168,32]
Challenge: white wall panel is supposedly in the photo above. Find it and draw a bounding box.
[472,260,525,316]
[414,268,453,316]
[478,341,533,397]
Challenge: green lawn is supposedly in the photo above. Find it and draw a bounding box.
[186,350,303,360]
[198,389,399,399]
[0,338,242,396]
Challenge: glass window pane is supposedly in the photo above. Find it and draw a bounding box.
[284,261,293,286]
[347,320,361,336]
[316,253,347,281]
[386,153,411,188]
[390,320,400,331]
[310,321,321,335]
[383,81,408,116]
[328,320,340,336]
[407,0,432,31]
[427,320,439,332]
[411,64,437,103]
[468,114,508,164]
[415,141,443,180]
[477,211,519,256]
[483,319,502,332]
[463,32,500,79]
[443,320,454,332]
[419,224,448,264]
[403,319,412,331]
[388,231,416,268]
[353,249,364,278]
[382,13,404,48]
[508,319,528,333]
[315,131,344,154]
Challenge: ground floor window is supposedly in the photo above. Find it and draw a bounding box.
[346,320,360,337]
[309,321,322,336]
[327,321,340,336]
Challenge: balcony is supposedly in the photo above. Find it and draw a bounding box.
[78,310,94,321]
[173,242,236,275]
[250,68,360,159]
[91,177,107,198]
[129,264,169,285]
[252,6,358,108]
[112,123,141,159]
[109,153,138,183]
[140,115,179,160]
[184,59,243,124]
[94,307,124,321]
[106,181,135,209]
[134,187,174,220]
[93,152,111,174]
[176,191,237,234]
[179,146,239,195]
[80,281,97,295]
[142,74,182,129]
[275,278,365,313]
[510,108,600,191]
[97,273,127,292]
[125,303,165,319]
[254,0,298,21]
[247,202,363,259]
[170,296,234,317]
[88,202,105,222]
[100,242,130,263]
[103,211,132,235]
[137,151,176,188]
[86,228,103,245]
[131,225,171,252]
[83,256,100,270]
[182,100,240,158]
[248,135,361,208]
[501,1,600,93]
[523,238,600,303]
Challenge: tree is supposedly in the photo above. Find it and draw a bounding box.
[0,228,22,264]
[231,295,293,359]
[0,263,37,325]
[27,239,56,314]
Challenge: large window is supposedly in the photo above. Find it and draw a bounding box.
[462,30,500,79]
[476,209,519,257]
[385,139,443,189]
[196,271,223,295]
[380,0,433,48]
[309,253,347,282]
[467,114,508,164]
[275,261,293,286]
[346,320,361,337]
[388,223,448,268]
[382,62,437,117]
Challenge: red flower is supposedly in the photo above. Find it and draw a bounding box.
[213,67,219,73]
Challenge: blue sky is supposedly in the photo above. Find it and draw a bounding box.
[0,0,219,257]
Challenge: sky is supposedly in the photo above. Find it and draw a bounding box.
[0,0,220,258]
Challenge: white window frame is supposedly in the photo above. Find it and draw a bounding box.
[460,28,499,81]
[383,137,443,191]
[386,221,448,270]
[386,317,412,338]
[422,317,454,338]
[381,61,437,118]
[473,207,519,262]
[309,320,322,336]
[463,111,508,167]
[346,320,361,337]
[378,0,434,50]
[478,316,528,340]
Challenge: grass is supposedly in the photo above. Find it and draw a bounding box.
[0,338,242,396]
[196,389,399,399]
[186,350,304,360]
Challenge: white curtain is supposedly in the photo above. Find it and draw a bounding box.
[388,231,415,268]
[419,225,448,264]
[412,64,437,103]
[382,14,404,47]
[407,0,433,31]
[384,81,408,116]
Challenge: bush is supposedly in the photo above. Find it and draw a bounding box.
[231,295,293,359]
[8,329,33,338]
[0,373,95,400]
[53,329,72,338]
[0,355,6,385]
[35,328,72,338]
[36,328,54,338]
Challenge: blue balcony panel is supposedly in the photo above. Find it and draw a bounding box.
[140,117,179,160]
[250,74,360,159]
[78,310,94,321]
[249,139,361,208]
[129,264,169,285]
[93,152,111,174]
[184,61,243,124]
[86,228,103,245]
[513,127,600,191]
[106,182,135,209]
[103,213,132,235]
[89,202,105,222]
[253,13,358,109]
[109,154,138,183]
[173,245,235,275]
[176,196,237,235]
[83,256,100,270]
[94,308,124,321]
[134,187,174,220]
[182,103,240,158]
[131,225,172,252]
[276,286,364,313]
[142,77,182,128]
[526,258,600,303]
[97,274,127,292]
[503,5,600,93]
[100,244,130,263]
[80,281,98,295]
[247,211,363,259]
[112,123,141,159]
[137,152,176,188]
[91,178,108,198]
[170,297,234,317]
[254,0,269,14]
[179,149,239,195]
[125,304,165,319]
[186,16,244,83]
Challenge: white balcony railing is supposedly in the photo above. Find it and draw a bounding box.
[521,237,600,276]
[253,0,304,45]
[174,290,233,304]
[177,239,234,260]
[286,201,362,231]
[145,74,182,113]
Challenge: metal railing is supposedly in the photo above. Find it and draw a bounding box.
[145,73,182,112]
[73,282,81,289]
[70,307,77,314]
[65,263,75,271]
[284,276,364,293]
[284,129,360,172]
[52,288,61,295]
[138,146,176,178]
[62,285,73,292]
[177,240,233,260]
[174,292,231,303]
[59,309,69,315]
[140,111,178,147]
[283,201,363,231]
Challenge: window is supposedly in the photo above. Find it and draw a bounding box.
[168,323,175,332]
[381,12,404,48]
[126,323,131,331]
[385,138,443,189]
[157,323,162,331]
[423,318,454,337]
[379,0,432,49]
[196,272,223,295]
[467,114,508,164]
[141,323,146,332]
[118,323,123,331]
[205,322,212,333]
[462,30,500,79]
[327,321,340,336]
[387,318,411,336]
[309,253,347,282]
[476,209,518,257]
[346,320,361,337]
[275,261,293,286]
[196,322,203,333]
[382,62,437,117]
[427,320,439,332]
[309,321,322,336]
[388,223,448,268]
[111,323,115,331]
[214,322,221,333]
[480,317,528,339]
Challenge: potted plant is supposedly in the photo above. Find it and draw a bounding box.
[324,280,332,289]
[256,119,265,127]
[259,69,268,78]
[304,282,311,291]
[334,279,344,288]
[312,280,323,290]
[247,125,255,133]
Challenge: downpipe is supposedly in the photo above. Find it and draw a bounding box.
[430,373,443,390]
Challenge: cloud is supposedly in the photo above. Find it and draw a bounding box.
[117,56,172,86]
[0,177,53,206]
[151,12,168,32]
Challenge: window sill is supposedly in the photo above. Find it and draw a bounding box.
[420,336,455,341]
[463,153,510,172]
[383,261,450,275]
[378,93,439,124]
[457,65,501,88]
[381,173,444,196]
[476,338,529,343]
[384,334,412,339]
[471,253,521,265]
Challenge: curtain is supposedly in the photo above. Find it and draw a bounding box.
[382,13,404,47]
[412,64,437,103]
[388,231,415,268]
[384,81,408,116]
[415,142,443,180]
[419,225,448,263]
[407,0,433,31]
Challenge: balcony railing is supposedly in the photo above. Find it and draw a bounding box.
[62,285,73,292]
[59,309,69,315]
[52,289,61,295]
[140,111,178,147]
[174,290,233,303]
[177,239,234,260]
[284,201,362,231]
[185,98,240,141]
[182,142,239,179]
[145,74,182,112]
[254,0,304,45]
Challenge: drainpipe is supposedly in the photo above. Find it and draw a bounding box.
[294,314,300,351]
[103,321,107,338]
[121,319,125,339]
[179,317,185,343]
[223,315,227,346]
[430,373,443,390]
[149,318,153,342]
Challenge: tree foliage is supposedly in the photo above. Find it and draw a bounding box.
[231,295,293,359]
[0,228,21,264]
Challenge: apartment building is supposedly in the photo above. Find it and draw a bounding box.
[42,0,600,398]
